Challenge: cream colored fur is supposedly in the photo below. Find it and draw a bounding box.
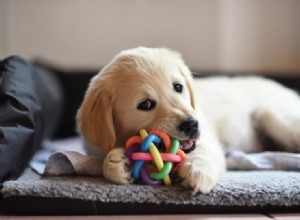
[77,47,300,194]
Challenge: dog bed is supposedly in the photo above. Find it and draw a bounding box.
[2,167,300,215]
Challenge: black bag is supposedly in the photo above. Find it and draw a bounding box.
[0,56,63,182]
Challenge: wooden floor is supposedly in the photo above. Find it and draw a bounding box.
[1,203,299,220]
[1,213,300,219]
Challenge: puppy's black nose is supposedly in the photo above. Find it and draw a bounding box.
[178,118,199,138]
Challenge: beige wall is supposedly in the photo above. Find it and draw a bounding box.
[0,0,8,59]
[0,0,300,73]
[220,0,300,73]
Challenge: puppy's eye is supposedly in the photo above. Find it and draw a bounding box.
[173,83,183,93]
[137,99,156,111]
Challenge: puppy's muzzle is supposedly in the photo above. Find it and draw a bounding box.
[178,118,199,139]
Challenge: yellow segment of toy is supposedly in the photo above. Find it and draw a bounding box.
[139,129,171,185]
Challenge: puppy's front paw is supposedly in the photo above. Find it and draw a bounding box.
[103,148,133,184]
[179,157,220,194]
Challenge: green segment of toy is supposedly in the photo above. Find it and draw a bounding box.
[149,138,180,180]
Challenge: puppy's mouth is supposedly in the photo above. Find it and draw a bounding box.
[180,140,196,153]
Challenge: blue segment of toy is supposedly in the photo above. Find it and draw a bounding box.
[141,134,161,152]
[132,134,161,179]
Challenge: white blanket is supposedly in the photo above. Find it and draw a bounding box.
[30,137,300,176]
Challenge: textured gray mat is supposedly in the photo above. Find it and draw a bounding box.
[2,168,300,208]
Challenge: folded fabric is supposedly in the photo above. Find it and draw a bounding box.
[44,151,102,176]
[30,137,86,175]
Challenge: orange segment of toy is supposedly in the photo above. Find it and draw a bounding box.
[125,136,143,150]
[149,129,171,150]
[176,149,186,160]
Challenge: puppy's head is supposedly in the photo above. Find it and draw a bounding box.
[76,47,200,153]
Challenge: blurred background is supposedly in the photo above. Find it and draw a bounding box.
[1,0,299,74]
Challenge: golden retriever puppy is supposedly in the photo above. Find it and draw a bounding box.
[77,47,300,194]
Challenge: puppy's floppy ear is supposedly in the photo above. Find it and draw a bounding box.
[177,61,197,109]
[184,72,197,109]
[164,48,197,109]
[76,77,115,152]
